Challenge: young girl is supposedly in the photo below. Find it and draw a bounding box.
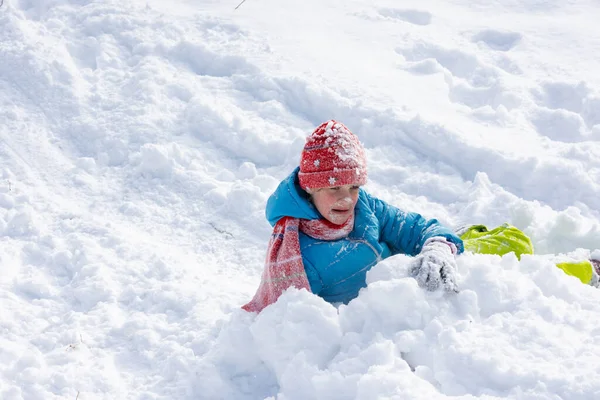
[243,120,464,313]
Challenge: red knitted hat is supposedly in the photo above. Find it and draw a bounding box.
[298,120,368,190]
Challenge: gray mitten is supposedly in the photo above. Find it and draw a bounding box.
[409,238,458,292]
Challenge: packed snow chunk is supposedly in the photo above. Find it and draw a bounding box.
[203,186,228,206]
[135,143,175,179]
[98,138,129,167]
[13,272,55,300]
[237,162,257,180]
[51,249,74,271]
[71,156,99,188]
[71,263,118,310]
[75,157,98,174]
[119,201,146,217]
[194,311,278,399]
[0,193,15,209]
[536,206,600,254]
[582,95,600,127]
[7,347,48,385]
[340,276,444,338]
[4,207,39,238]
[456,252,547,318]
[250,288,342,373]
[364,253,413,284]
[252,174,280,194]
[205,180,266,219]
[276,343,417,400]
[225,181,265,217]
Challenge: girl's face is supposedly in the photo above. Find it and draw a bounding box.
[310,184,360,225]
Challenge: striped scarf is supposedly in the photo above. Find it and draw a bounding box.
[242,215,354,313]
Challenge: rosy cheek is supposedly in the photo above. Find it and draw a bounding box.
[324,194,338,207]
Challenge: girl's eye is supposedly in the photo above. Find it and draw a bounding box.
[351,186,360,190]
[329,187,340,191]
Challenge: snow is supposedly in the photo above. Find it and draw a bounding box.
[1,0,599,399]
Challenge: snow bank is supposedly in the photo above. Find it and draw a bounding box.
[201,254,600,399]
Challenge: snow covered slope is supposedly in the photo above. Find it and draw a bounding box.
[1,0,599,398]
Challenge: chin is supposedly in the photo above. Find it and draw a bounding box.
[328,211,353,225]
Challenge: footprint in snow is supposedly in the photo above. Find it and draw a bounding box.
[378,8,433,26]
[396,42,521,110]
[472,29,522,52]
[530,81,600,142]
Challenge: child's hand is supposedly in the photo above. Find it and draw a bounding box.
[409,238,458,293]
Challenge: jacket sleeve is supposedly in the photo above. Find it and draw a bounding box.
[365,192,464,256]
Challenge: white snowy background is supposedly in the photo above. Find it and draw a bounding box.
[1,0,600,399]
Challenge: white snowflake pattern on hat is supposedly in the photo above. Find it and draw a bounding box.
[328,177,336,185]
[314,159,320,168]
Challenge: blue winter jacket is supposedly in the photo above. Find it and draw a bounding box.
[265,168,464,304]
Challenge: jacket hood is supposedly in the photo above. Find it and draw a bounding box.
[265,167,321,226]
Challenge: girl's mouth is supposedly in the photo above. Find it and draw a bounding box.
[328,208,354,225]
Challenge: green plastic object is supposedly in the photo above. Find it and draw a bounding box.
[555,260,594,284]
[460,224,594,285]
[459,224,534,260]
